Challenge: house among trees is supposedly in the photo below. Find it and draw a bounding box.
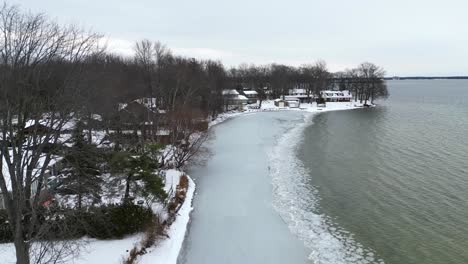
[115,97,172,144]
[242,90,258,104]
[320,90,352,102]
[222,89,248,110]
[118,97,167,127]
[118,98,159,118]
[288,88,311,103]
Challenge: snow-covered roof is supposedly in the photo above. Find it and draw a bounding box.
[119,97,158,111]
[23,116,77,132]
[222,89,239,96]
[135,98,157,108]
[236,95,248,100]
[320,90,352,99]
[289,88,307,95]
[243,90,258,95]
[155,129,171,136]
[91,114,103,121]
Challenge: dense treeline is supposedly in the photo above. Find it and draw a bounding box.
[77,54,388,122]
[0,3,388,264]
[228,61,388,105]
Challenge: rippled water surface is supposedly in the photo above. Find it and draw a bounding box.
[299,80,468,264]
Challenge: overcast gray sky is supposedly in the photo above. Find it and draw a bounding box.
[9,0,468,76]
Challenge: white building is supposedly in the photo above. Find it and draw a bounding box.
[274,97,300,108]
[320,90,352,102]
[242,90,258,104]
[222,89,248,110]
[284,97,300,108]
[287,88,313,103]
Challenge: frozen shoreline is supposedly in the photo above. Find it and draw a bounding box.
[178,111,312,264]
[139,170,195,264]
[209,100,366,128]
[0,101,364,264]
[144,102,366,264]
[175,102,366,263]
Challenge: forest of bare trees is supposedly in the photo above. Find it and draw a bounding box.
[0,3,388,263]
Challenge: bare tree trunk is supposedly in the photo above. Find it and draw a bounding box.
[124,175,132,201]
[14,229,30,264]
[87,113,93,145]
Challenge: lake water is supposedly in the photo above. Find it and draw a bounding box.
[180,80,468,264]
[298,80,468,264]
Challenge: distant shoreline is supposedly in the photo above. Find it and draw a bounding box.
[385,76,468,80]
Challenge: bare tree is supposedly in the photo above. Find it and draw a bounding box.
[134,39,156,97]
[165,108,210,169]
[0,4,101,263]
[269,64,293,99]
[357,62,388,104]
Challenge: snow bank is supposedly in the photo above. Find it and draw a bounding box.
[72,235,144,264]
[139,170,195,264]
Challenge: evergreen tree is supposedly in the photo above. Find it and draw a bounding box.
[110,145,167,204]
[56,122,102,209]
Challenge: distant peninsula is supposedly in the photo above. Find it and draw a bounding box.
[386,76,468,80]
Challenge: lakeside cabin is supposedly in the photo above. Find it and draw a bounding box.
[242,90,258,104]
[288,88,312,103]
[222,89,248,110]
[320,90,352,102]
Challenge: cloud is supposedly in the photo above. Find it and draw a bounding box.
[100,37,240,63]
[171,47,238,61]
[99,37,134,57]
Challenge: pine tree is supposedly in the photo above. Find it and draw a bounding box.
[109,145,167,204]
[57,122,102,209]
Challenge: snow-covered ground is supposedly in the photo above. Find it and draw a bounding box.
[209,100,365,127]
[0,169,196,264]
[260,100,365,112]
[139,170,195,264]
[0,234,144,264]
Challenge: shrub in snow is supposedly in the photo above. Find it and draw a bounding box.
[0,210,12,242]
[68,204,155,239]
[0,204,155,242]
[104,203,154,239]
